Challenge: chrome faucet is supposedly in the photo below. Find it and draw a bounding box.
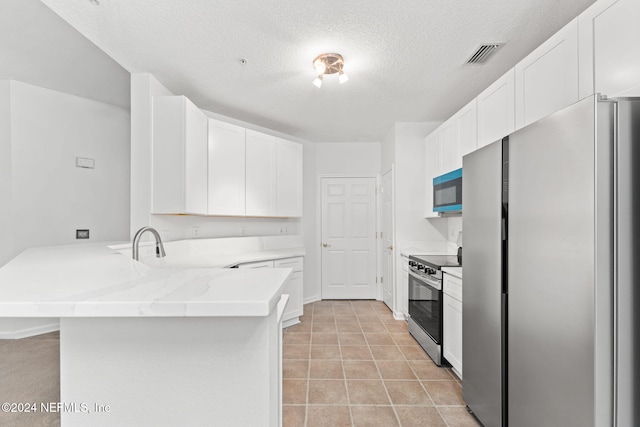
[132,226,166,261]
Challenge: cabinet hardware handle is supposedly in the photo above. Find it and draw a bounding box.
[322,243,331,247]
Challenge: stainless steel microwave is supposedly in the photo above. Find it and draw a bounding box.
[433,168,462,213]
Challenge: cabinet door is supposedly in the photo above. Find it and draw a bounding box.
[183,100,208,215]
[152,96,207,215]
[401,268,409,316]
[578,0,640,99]
[281,271,303,321]
[208,119,246,216]
[457,98,478,158]
[438,117,459,175]
[275,258,304,322]
[515,18,579,129]
[246,130,277,217]
[276,139,303,217]
[443,293,463,378]
[477,69,515,148]
[424,131,440,218]
[443,273,463,301]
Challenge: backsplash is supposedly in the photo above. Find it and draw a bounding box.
[447,216,463,247]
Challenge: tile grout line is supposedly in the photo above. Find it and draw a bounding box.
[367,303,404,427]
[342,301,354,425]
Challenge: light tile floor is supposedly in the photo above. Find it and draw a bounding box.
[282,300,481,427]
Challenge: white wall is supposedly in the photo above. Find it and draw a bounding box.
[382,122,453,316]
[381,125,395,174]
[306,142,382,302]
[394,122,448,246]
[315,142,381,175]
[0,80,130,338]
[9,81,131,253]
[0,81,12,267]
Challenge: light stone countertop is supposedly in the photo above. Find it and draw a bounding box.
[0,242,292,318]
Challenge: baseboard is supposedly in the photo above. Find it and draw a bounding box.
[303,295,321,305]
[282,317,301,329]
[0,322,60,339]
[393,311,408,321]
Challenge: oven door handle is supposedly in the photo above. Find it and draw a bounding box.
[409,270,442,291]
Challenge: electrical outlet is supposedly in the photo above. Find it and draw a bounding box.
[191,226,200,238]
[240,226,246,236]
[76,229,90,239]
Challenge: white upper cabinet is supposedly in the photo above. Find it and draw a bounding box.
[152,96,208,215]
[246,130,277,217]
[515,18,579,129]
[477,69,515,148]
[457,98,478,158]
[424,131,440,218]
[276,138,303,217]
[578,0,640,99]
[152,97,302,218]
[438,117,459,175]
[207,119,246,216]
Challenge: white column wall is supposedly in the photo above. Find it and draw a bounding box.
[0,80,130,338]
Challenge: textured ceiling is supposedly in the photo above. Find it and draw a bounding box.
[40,0,595,142]
[0,0,129,108]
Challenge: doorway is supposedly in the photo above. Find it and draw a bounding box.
[320,177,377,299]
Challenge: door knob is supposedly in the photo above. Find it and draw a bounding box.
[322,243,331,247]
[388,245,393,250]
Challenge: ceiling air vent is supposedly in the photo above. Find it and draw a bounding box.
[465,43,504,65]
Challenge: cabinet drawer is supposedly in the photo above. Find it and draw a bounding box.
[237,260,274,269]
[443,273,463,301]
[274,257,303,271]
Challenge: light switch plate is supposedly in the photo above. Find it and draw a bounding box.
[76,157,95,169]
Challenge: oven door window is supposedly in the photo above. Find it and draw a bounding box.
[408,273,441,343]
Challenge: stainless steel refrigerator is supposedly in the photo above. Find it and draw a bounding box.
[462,94,639,427]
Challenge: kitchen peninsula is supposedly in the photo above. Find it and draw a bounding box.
[0,242,292,426]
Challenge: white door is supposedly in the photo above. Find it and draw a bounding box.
[321,177,377,299]
[381,170,394,309]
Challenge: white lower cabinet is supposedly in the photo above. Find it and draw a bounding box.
[400,255,409,316]
[238,257,304,327]
[443,273,463,378]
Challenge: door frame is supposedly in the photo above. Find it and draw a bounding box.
[316,174,381,301]
[380,167,395,310]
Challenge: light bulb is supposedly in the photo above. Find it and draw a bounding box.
[339,71,349,84]
[314,63,326,75]
[312,75,323,88]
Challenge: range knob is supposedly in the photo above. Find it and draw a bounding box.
[425,268,436,275]
[417,264,425,270]
[408,261,417,267]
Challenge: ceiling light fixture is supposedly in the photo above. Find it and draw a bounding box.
[312,53,348,88]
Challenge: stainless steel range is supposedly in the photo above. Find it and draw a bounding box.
[407,254,461,365]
